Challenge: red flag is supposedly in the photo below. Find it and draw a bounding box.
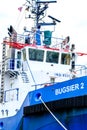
[18,7,23,12]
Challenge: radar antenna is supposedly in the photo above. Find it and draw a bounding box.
[48,15,61,23]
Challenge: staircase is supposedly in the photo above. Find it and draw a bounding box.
[6,70,19,78]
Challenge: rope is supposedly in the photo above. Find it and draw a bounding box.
[39,96,68,130]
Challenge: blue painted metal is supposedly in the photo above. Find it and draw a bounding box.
[23,111,87,130]
[22,76,87,130]
[29,76,87,106]
[1,76,87,129]
[36,29,41,45]
[0,94,29,130]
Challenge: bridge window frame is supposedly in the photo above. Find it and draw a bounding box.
[46,51,59,64]
[61,53,70,65]
[28,48,44,62]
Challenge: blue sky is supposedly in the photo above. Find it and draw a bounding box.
[0,0,87,61]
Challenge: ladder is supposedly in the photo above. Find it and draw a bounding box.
[0,42,6,103]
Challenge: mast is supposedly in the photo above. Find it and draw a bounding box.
[26,0,58,29]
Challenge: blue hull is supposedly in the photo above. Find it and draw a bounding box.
[23,109,87,130]
[0,76,87,130]
[28,75,87,106]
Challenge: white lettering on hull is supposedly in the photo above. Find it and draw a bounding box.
[55,82,84,95]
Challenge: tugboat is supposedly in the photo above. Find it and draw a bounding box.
[0,0,87,130]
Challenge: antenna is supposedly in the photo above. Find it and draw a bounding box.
[36,0,57,3]
[48,15,61,23]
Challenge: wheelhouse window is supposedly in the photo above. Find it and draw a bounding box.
[61,53,70,65]
[46,51,59,63]
[17,51,21,68]
[22,49,26,61]
[17,51,21,59]
[29,48,44,61]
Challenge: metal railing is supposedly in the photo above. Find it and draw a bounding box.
[3,33,65,49]
[75,65,87,76]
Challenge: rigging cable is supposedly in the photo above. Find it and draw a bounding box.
[14,6,26,32]
[39,96,68,130]
[26,60,36,88]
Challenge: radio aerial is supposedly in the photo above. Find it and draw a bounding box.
[48,15,61,23]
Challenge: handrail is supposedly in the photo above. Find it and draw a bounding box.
[75,65,87,76]
[3,34,66,50]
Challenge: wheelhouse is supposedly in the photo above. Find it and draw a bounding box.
[22,46,71,65]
